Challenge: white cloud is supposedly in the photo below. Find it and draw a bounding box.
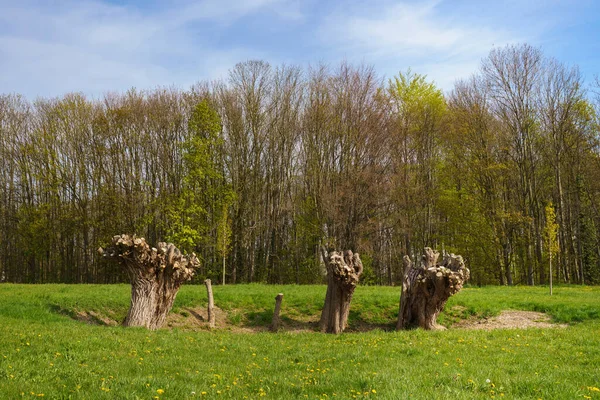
[417,59,483,93]
[1,0,581,97]
[318,0,520,89]
[0,0,286,98]
[168,0,286,25]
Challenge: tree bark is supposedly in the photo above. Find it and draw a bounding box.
[397,247,469,330]
[270,293,284,332]
[99,234,199,330]
[205,279,216,328]
[319,247,363,334]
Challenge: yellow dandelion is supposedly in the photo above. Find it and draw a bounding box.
[156,389,165,394]
[372,389,377,393]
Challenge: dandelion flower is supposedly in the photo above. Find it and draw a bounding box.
[156,389,165,394]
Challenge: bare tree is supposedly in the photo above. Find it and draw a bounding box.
[2,53,600,287]
[482,44,544,285]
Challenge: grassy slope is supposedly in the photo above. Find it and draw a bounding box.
[1,284,599,399]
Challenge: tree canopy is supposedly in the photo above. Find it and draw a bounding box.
[1,44,600,285]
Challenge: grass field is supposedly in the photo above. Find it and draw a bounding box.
[1,284,599,399]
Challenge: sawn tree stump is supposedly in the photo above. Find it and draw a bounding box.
[397,247,469,330]
[319,247,363,334]
[99,234,199,330]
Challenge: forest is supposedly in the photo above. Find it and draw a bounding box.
[1,43,599,286]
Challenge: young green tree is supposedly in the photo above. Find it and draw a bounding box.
[216,197,233,285]
[166,99,223,253]
[544,202,559,295]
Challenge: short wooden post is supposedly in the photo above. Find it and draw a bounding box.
[205,279,215,328]
[270,293,284,332]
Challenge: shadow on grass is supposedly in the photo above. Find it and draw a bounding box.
[182,307,205,322]
[50,304,119,326]
[240,309,318,331]
[49,302,398,332]
[244,309,396,332]
[346,309,396,332]
[246,310,274,326]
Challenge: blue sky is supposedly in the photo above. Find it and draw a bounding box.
[0,0,598,98]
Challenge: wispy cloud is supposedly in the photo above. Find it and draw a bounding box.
[317,0,520,89]
[0,0,596,97]
[0,0,291,98]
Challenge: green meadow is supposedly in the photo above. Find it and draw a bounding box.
[1,284,599,399]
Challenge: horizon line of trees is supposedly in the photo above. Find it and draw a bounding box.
[1,43,600,285]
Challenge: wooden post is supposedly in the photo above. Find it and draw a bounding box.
[205,279,215,328]
[270,293,284,332]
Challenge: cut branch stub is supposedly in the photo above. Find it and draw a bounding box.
[397,247,469,331]
[319,247,363,334]
[99,234,199,330]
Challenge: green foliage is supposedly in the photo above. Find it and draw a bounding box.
[216,195,234,284]
[580,214,600,284]
[184,100,223,183]
[388,69,446,123]
[216,197,233,259]
[358,253,377,286]
[165,99,229,254]
[3,53,600,286]
[294,196,326,281]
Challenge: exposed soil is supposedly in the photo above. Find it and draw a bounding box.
[164,306,267,333]
[454,310,568,330]
[60,306,568,332]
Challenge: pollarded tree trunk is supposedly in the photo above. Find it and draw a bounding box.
[99,234,199,330]
[319,247,363,334]
[397,247,469,330]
